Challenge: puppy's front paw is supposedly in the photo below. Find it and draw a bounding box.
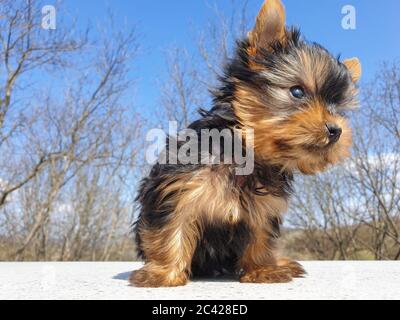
[240,266,293,284]
[129,265,188,288]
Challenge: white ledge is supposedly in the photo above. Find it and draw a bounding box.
[0,261,399,300]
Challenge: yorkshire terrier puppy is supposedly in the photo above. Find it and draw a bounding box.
[131,0,361,287]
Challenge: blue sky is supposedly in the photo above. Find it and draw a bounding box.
[61,0,400,114]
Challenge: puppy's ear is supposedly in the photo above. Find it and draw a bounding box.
[248,0,286,52]
[343,58,362,83]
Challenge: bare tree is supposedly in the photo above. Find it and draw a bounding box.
[0,0,142,261]
[159,48,201,130]
[158,0,252,130]
[0,0,86,207]
[346,62,400,260]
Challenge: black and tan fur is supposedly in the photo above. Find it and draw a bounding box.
[131,0,361,287]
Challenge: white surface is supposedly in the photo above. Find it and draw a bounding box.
[0,261,399,300]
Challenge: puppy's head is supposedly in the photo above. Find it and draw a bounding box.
[228,0,361,174]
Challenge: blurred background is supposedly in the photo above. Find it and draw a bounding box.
[0,0,399,261]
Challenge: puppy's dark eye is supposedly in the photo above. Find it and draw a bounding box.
[290,86,305,99]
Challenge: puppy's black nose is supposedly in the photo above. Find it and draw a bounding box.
[326,123,342,143]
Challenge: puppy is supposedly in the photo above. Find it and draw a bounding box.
[131,0,361,287]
